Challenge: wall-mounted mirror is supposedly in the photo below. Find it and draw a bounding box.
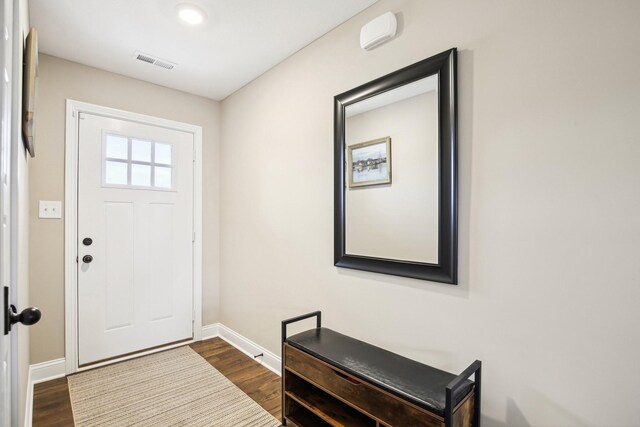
[334,48,457,284]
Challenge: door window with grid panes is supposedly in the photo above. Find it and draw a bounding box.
[103,134,174,190]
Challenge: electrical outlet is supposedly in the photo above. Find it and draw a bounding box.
[39,201,62,219]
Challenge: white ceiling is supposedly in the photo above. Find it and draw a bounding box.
[30,0,378,100]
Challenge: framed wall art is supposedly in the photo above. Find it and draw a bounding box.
[348,136,391,188]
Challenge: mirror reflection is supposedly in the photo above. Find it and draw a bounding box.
[344,74,439,263]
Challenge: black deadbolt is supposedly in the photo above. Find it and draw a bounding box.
[83,237,93,246]
[82,255,93,263]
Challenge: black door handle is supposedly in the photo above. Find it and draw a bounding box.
[9,305,41,327]
[82,255,93,263]
[4,286,42,334]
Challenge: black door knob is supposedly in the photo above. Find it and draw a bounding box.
[9,305,41,327]
[82,255,93,263]
[4,286,43,334]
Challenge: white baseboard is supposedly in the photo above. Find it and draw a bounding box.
[213,323,281,376]
[25,358,66,427]
[199,323,282,374]
[24,324,281,426]
[29,358,66,384]
[201,323,220,340]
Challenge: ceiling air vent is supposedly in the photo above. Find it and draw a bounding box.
[153,60,175,70]
[133,51,177,70]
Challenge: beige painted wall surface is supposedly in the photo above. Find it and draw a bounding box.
[220,1,640,426]
[29,55,221,364]
[345,90,438,262]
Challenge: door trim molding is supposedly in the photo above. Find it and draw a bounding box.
[64,99,203,374]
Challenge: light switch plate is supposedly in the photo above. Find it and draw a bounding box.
[39,201,62,219]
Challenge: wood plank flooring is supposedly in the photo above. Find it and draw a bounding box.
[32,337,282,426]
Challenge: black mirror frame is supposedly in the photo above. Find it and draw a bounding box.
[334,48,458,284]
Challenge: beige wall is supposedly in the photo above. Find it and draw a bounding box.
[220,1,640,426]
[29,55,221,363]
[346,90,438,262]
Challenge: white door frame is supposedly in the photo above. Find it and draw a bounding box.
[0,0,14,424]
[64,99,203,374]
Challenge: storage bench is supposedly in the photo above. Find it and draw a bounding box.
[281,311,481,427]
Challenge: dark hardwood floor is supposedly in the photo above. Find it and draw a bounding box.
[32,337,282,426]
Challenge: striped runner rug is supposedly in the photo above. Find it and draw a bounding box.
[67,345,282,427]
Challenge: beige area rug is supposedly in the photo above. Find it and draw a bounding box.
[67,346,282,427]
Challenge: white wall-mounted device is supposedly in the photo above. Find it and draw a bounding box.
[39,200,62,219]
[360,12,398,51]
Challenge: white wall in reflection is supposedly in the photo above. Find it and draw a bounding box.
[345,75,439,263]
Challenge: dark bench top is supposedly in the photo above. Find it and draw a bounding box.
[286,327,474,417]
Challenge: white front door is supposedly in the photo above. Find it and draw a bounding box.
[77,113,194,366]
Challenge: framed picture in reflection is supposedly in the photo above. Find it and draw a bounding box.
[347,136,391,188]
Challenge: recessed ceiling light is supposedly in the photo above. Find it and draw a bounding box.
[175,3,207,26]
